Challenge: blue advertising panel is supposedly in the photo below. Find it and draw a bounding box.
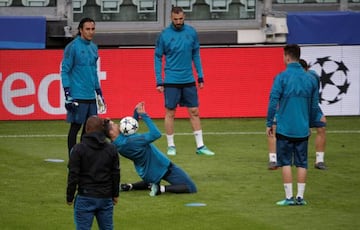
[287,11,360,45]
[0,16,46,49]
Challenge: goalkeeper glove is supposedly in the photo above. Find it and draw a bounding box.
[95,88,107,114]
[64,87,78,112]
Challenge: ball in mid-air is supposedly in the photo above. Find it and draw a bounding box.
[119,116,139,136]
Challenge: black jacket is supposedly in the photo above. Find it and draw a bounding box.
[66,132,120,202]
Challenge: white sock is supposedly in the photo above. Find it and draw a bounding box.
[166,134,175,147]
[296,183,306,199]
[269,153,277,162]
[194,130,204,148]
[284,183,293,199]
[316,152,324,163]
[160,185,165,193]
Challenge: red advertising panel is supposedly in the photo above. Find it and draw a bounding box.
[0,47,284,120]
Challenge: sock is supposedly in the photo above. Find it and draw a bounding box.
[316,152,324,163]
[131,181,149,190]
[269,153,277,162]
[194,130,204,148]
[68,123,82,155]
[163,184,190,193]
[166,134,175,147]
[284,183,293,199]
[296,183,306,199]
[160,185,165,193]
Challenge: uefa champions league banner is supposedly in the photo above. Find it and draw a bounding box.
[0,46,359,120]
[301,46,360,116]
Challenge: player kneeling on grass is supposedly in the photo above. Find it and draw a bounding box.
[104,102,197,196]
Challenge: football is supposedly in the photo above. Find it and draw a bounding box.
[119,116,139,136]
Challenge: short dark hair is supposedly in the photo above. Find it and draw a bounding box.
[103,118,111,138]
[171,6,184,14]
[284,44,301,61]
[85,115,104,133]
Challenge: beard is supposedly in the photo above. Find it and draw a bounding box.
[173,23,184,30]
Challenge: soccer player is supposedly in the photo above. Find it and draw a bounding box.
[299,59,327,170]
[154,6,215,156]
[266,44,320,206]
[104,102,197,196]
[66,116,120,229]
[267,59,327,170]
[267,123,278,170]
[61,17,106,156]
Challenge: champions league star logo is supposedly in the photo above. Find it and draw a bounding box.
[310,56,351,105]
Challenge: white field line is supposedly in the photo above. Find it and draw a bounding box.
[0,130,359,138]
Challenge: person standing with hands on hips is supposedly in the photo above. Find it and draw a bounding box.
[61,17,106,156]
[154,7,215,156]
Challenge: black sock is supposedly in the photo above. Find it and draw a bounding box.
[68,123,82,156]
[131,181,151,190]
[164,184,190,193]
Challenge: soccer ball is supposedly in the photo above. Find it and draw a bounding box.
[119,116,139,136]
[309,56,350,105]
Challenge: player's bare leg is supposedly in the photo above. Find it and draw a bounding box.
[275,165,294,205]
[267,124,277,170]
[315,115,327,170]
[188,107,214,155]
[188,107,201,132]
[314,127,326,169]
[165,108,177,155]
[295,167,307,205]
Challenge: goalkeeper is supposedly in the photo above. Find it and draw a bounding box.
[104,102,197,196]
[61,17,106,156]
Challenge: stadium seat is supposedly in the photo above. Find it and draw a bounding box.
[315,0,338,2]
[276,0,304,3]
[204,0,232,12]
[0,0,12,6]
[171,0,196,12]
[73,0,87,13]
[95,0,123,13]
[240,0,255,12]
[21,0,49,6]
[132,0,156,13]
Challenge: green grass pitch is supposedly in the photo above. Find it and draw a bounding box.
[0,116,359,230]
